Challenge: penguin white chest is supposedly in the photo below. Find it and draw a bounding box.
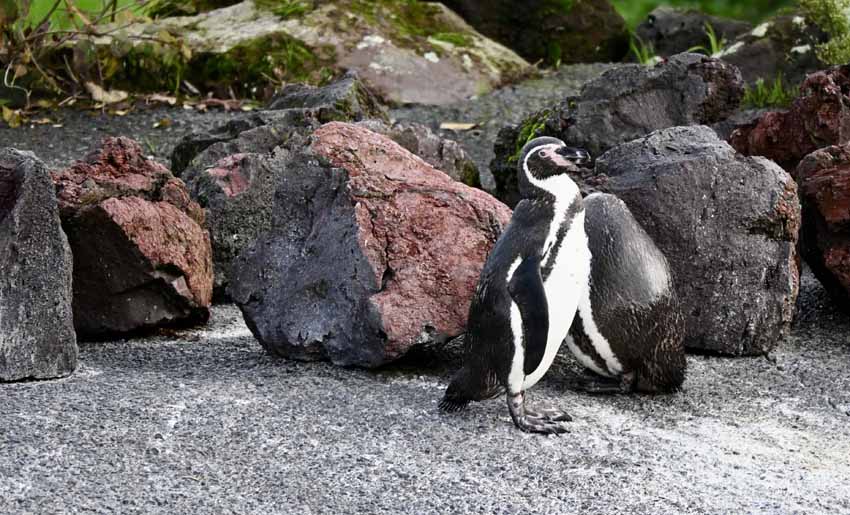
[507,210,591,393]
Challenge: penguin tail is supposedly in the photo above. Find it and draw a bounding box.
[438,396,470,413]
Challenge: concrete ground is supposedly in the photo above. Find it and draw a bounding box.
[2,270,849,514]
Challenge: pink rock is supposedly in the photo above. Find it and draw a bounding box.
[230,122,511,367]
[53,137,213,337]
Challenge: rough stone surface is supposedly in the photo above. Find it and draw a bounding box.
[175,110,321,297]
[796,144,850,311]
[718,13,827,86]
[636,6,752,57]
[266,71,388,122]
[230,122,511,367]
[492,53,744,206]
[357,120,480,186]
[441,0,629,65]
[729,64,850,172]
[73,0,532,105]
[1,270,850,513]
[53,137,213,337]
[594,126,800,356]
[0,149,77,381]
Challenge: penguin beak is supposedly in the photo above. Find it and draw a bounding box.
[556,146,591,165]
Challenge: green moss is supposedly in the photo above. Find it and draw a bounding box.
[431,32,472,47]
[459,161,481,188]
[742,74,799,108]
[255,0,312,19]
[508,109,550,164]
[800,0,850,65]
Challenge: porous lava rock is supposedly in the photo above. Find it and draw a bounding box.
[492,52,743,206]
[729,64,850,172]
[229,122,512,367]
[53,137,213,337]
[635,6,752,58]
[795,144,850,311]
[594,126,800,356]
[441,0,629,65]
[266,71,388,121]
[0,149,77,381]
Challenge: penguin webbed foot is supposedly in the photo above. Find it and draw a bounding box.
[562,371,635,395]
[507,393,571,435]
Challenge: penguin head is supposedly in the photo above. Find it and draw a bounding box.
[517,137,589,199]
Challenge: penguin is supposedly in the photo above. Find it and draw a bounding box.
[439,136,592,434]
[563,192,686,394]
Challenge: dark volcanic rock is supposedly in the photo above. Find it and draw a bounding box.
[53,137,213,337]
[729,64,850,172]
[266,72,388,122]
[796,144,850,311]
[594,126,800,356]
[441,0,629,65]
[719,13,827,87]
[0,149,77,381]
[229,122,512,367]
[492,53,744,206]
[357,120,480,187]
[636,6,752,57]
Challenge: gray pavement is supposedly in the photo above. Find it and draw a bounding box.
[2,270,849,514]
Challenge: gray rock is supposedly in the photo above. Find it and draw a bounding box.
[229,122,511,368]
[179,110,321,298]
[594,126,800,356]
[636,6,752,57]
[491,53,744,206]
[0,149,77,381]
[266,71,388,122]
[356,120,480,187]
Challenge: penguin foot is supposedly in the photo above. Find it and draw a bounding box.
[507,393,571,435]
[562,371,634,395]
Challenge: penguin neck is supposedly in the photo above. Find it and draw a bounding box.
[520,174,580,205]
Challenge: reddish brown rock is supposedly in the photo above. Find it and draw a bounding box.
[729,65,850,171]
[230,122,512,367]
[53,137,213,337]
[796,144,850,310]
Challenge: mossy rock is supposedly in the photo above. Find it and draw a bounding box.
[441,0,630,66]
[49,0,530,105]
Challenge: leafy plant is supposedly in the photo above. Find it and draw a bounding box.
[799,0,850,65]
[689,22,726,56]
[629,34,657,66]
[742,74,799,108]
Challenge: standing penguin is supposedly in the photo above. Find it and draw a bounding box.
[440,136,592,434]
[564,192,686,394]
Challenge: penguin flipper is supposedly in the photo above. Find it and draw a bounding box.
[507,255,549,377]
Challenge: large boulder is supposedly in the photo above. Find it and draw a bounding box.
[440,0,629,65]
[0,149,77,381]
[492,53,744,206]
[64,0,531,105]
[729,64,850,172]
[636,6,752,58]
[717,13,827,87]
[53,137,213,337]
[795,144,850,311]
[594,126,800,356]
[229,122,512,367]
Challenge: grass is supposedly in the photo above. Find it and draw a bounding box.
[688,22,726,56]
[26,0,149,29]
[629,34,658,65]
[612,0,796,28]
[741,74,799,108]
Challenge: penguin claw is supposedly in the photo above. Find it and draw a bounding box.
[507,393,572,434]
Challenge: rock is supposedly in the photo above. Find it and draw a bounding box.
[491,53,744,206]
[357,120,480,187]
[0,149,77,381]
[65,0,531,105]
[636,6,752,57]
[594,126,800,356]
[266,71,388,121]
[441,0,629,65]
[795,144,850,310]
[229,122,512,367]
[729,64,850,172]
[53,137,213,337]
[718,13,827,87]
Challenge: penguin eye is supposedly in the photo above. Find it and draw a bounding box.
[537,150,545,158]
